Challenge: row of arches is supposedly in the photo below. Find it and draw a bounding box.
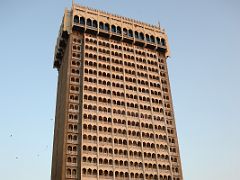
[125,84,138,91]
[112,58,123,65]
[72,45,81,51]
[82,134,169,150]
[166,120,173,126]
[82,114,166,132]
[84,94,163,111]
[82,112,164,125]
[167,128,174,135]
[138,87,150,94]
[84,79,124,89]
[70,76,79,84]
[151,90,162,96]
[84,74,162,91]
[81,114,119,126]
[169,137,176,144]
[150,74,160,81]
[73,38,81,44]
[85,38,97,44]
[69,94,78,101]
[171,156,178,163]
[111,43,123,50]
[68,124,78,131]
[68,113,78,121]
[82,144,168,156]
[84,52,162,76]
[82,156,171,171]
[137,71,149,79]
[71,60,80,67]
[159,64,166,70]
[125,68,136,75]
[67,134,78,141]
[68,143,170,162]
[149,66,159,73]
[98,63,111,71]
[66,156,77,163]
[99,48,111,55]
[85,37,162,62]
[81,168,173,179]
[123,46,134,53]
[136,57,159,67]
[112,66,123,73]
[72,52,81,59]
[165,111,172,117]
[69,104,78,111]
[162,87,169,93]
[83,161,171,171]
[124,54,135,60]
[99,40,110,47]
[71,68,80,75]
[84,105,127,115]
[83,114,109,122]
[73,16,166,46]
[84,50,162,67]
[82,91,163,105]
[66,168,76,177]
[163,95,170,101]
[67,145,77,152]
[137,64,147,71]
[161,79,168,85]
[85,44,97,51]
[85,52,97,60]
[84,64,161,83]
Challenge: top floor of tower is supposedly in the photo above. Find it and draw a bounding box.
[54,3,170,69]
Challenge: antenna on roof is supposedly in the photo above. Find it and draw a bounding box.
[158,21,161,29]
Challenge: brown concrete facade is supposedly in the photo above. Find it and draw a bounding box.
[51,3,183,180]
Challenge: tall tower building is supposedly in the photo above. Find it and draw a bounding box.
[51,3,183,180]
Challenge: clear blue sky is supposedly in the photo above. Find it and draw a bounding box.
[0,0,239,179]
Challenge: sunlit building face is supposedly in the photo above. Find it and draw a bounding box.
[51,3,183,180]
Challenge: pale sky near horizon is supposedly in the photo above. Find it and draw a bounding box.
[0,0,239,179]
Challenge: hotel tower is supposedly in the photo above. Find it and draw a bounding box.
[51,3,183,180]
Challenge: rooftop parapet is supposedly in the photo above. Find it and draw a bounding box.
[73,4,165,33]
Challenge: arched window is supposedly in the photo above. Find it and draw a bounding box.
[99,22,104,29]
[93,20,98,28]
[150,35,155,43]
[111,25,116,33]
[105,23,110,31]
[72,169,76,176]
[93,169,97,175]
[123,28,127,35]
[80,17,85,25]
[135,31,139,39]
[87,19,92,26]
[67,169,71,175]
[128,30,133,37]
[161,38,166,46]
[156,37,161,44]
[140,32,144,40]
[146,34,150,42]
[74,15,79,23]
[67,157,71,162]
[117,26,121,34]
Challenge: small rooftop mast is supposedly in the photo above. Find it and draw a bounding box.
[158,21,161,29]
